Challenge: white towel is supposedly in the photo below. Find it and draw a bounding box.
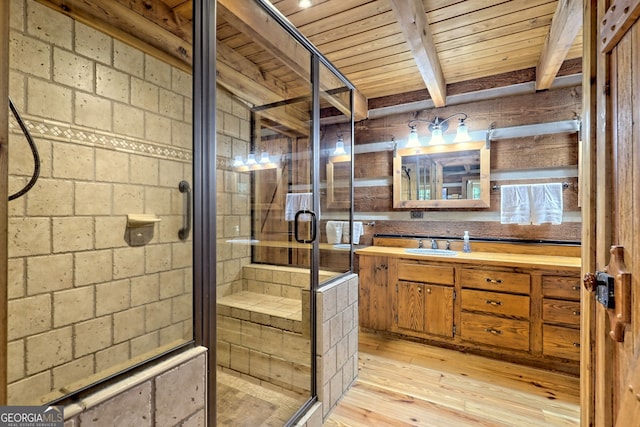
[340,221,363,244]
[326,221,343,244]
[500,185,531,225]
[530,183,563,225]
[285,193,315,221]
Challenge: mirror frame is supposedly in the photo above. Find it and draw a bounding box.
[392,140,490,209]
[326,154,351,208]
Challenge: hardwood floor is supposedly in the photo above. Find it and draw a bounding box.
[324,332,580,427]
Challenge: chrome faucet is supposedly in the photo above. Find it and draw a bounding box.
[446,240,451,250]
[418,239,423,248]
[431,239,438,249]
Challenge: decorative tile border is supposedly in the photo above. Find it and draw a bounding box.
[9,115,192,163]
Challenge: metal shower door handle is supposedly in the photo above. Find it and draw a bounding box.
[294,210,317,244]
[178,181,191,240]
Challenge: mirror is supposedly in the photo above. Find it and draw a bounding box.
[326,154,351,208]
[393,140,490,208]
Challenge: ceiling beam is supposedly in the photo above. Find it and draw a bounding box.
[217,0,368,121]
[389,0,446,107]
[535,0,582,90]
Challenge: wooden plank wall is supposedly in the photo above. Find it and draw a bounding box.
[343,85,582,245]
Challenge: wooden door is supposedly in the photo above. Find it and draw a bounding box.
[423,284,454,338]
[583,1,640,425]
[396,281,425,332]
[358,255,390,331]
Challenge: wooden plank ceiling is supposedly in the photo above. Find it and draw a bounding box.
[39,0,583,113]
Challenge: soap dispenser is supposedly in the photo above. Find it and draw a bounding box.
[463,231,471,253]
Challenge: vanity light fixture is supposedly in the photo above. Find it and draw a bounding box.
[232,151,278,172]
[333,134,347,156]
[406,112,471,146]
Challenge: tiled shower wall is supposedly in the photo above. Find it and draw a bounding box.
[7,0,193,404]
[215,87,252,298]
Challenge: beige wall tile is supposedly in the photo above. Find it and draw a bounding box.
[52,355,93,389]
[183,98,192,124]
[9,132,44,178]
[158,215,182,244]
[9,70,26,112]
[53,217,94,253]
[155,353,206,426]
[7,371,51,405]
[95,216,127,249]
[145,299,172,332]
[27,0,72,48]
[144,186,172,215]
[8,294,51,340]
[8,217,51,258]
[8,258,25,299]
[27,77,72,122]
[79,382,152,427]
[75,249,113,286]
[96,149,129,183]
[130,155,158,185]
[130,331,158,357]
[27,253,73,295]
[171,293,192,323]
[159,88,183,120]
[75,182,112,215]
[131,274,159,306]
[135,240,167,275]
[53,286,94,327]
[171,68,192,98]
[144,112,171,144]
[26,326,72,375]
[7,339,25,383]
[171,242,192,269]
[96,279,130,316]
[75,21,112,64]
[113,306,145,343]
[159,269,184,299]
[10,0,25,31]
[53,143,94,180]
[181,410,205,427]
[113,246,145,279]
[131,77,158,112]
[96,64,129,103]
[159,323,183,346]
[95,341,129,373]
[145,55,171,90]
[75,92,112,131]
[172,120,192,149]
[26,178,73,216]
[10,32,50,79]
[8,177,26,217]
[113,39,143,78]
[113,103,145,139]
[158,159,182,188]
[53,47,94,91]
[73,316,113,356]
[112,184,144,215]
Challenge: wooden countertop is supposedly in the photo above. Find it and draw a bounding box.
[356,246,582,271]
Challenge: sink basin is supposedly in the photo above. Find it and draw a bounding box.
[405,248,458,256]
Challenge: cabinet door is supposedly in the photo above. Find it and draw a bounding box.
[397,281,454,338]
[358,255,389,330]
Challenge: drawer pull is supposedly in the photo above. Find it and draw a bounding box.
[572,310,580,316]
[426,288,431,294]
[485,278,503,284]
[485,299,503,306]
[573,342,580,348]
[484,328,502,335]
[572,286,580,291]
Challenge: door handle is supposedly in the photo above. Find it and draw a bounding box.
[583,245,631,342]
[178,181,191,240]
[294,210,317,244]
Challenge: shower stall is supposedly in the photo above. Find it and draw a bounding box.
[5,0,355,425]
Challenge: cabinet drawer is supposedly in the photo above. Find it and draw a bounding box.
[397,261,454,285]
[461,289,530,318]
[542,275,581,301]
[543,299,580,327]
[460,312,530,351]
[460,269,530,294]
[543,325,580,361]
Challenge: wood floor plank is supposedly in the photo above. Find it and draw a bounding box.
[324,332,580,427]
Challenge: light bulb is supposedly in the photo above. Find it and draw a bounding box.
[333,138,346,155]
[406,126,420,148]
[453,119,471,142]
[429,127,444,145]
[299,0,311,7]
[259,151,271,164]
[246,153,257,165]
[232,156,244,168]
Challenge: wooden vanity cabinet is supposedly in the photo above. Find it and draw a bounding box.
[358,255,391,330]
[357,249,581,374]
[393,260,455,338]
[541,275,581,361]
[459,268,531,352]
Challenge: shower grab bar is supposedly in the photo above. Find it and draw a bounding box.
[8,97,40,200]
[178,180,191,240]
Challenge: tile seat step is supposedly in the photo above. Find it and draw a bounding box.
[217,291,302,333]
